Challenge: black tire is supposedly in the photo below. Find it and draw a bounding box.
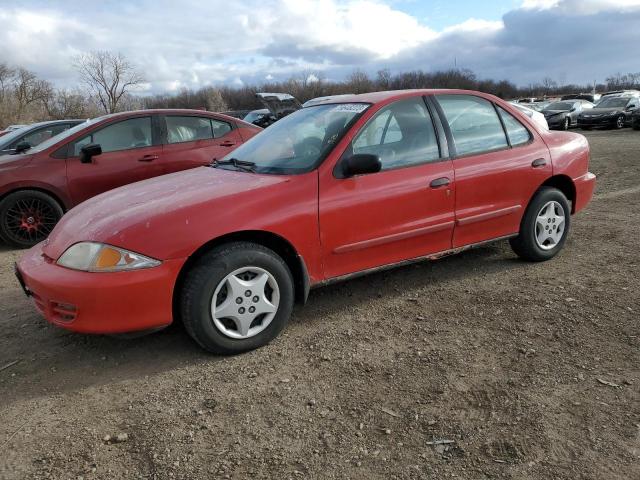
[0,190,63,248]
[509,187,571,262]
[580,126,592,131]
[180,242,294,354]
[633,120,640,131]
[615,115,625,129]
[562,117,570,131]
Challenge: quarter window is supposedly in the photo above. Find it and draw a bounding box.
[73,117,152,156]
[436,95,508,156]
[166,116,231,144]
[497,107,531,147]
[351,98,440,170]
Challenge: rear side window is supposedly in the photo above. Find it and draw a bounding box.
[436,95,508,156]
[166,116,231,144]
[73,117,152,156]
[351,97,440,170]
[497,107,531,147]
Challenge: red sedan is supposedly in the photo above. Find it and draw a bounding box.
[0,109,260,247]
[16,90,596,354]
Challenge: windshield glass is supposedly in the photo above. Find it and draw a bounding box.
[221,103,370,174]
[28,117,103,153]
[546,102,574,111]
[596,97,630,109]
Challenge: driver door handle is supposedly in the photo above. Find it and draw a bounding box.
[220,141,236,147]
[430,177,450,188]
[138,154,159,162]
[531,158,547,168]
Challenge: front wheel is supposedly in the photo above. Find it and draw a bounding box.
[562,117,570,131]
[180,242,294,354]
[0,190,63,248]
[615,115,625,129]
[510,187,571,262]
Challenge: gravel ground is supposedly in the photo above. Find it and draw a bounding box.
[0,129,638,480]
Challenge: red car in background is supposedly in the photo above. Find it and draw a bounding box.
[0,109,260,247]
[16,90,596,354]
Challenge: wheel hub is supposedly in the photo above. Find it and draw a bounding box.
[211,266,280,339]
[4,197,59,244]
[535,200,566,250]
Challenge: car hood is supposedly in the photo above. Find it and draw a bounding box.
[543,110,569,117]
[582,107,622,115]
[42,166,291,260]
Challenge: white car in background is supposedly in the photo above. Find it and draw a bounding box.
[510,102,549,130]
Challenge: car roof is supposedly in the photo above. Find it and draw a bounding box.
[303,89,501,106]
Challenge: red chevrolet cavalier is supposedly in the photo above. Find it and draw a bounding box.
[16,90,596,354]
[0,109,260,247]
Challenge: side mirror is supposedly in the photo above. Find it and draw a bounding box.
[338,153,382,178]
[80,143,102,163]
[14,141,31,154]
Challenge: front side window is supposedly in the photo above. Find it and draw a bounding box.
[497,107,531,147]
[73,117,152,156]
[436,95,508,156]
[351,98,440,170]
[219,103,369,174]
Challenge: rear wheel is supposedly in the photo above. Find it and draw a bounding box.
[510,187,571,262]
[180,242,294,354]
[633,119,640,131]
[0,190,63,248]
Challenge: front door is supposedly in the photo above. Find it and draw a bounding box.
[319,96,456,279]
[66,115,164,205]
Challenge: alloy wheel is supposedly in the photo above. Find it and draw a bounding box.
[4,197,60,245]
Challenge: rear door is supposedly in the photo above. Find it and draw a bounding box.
[65,115,164,204]
[319,96,456,279]
[160,114,243,173]
[433,94,552,248]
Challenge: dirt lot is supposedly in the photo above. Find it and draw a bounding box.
[0,129,638,480]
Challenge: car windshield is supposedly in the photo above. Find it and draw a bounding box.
[27,117,102,153]
[546,102,574,111]
[220,103,370,174]
[596,97,630,108]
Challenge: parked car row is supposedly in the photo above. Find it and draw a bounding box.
[13,89,596,354]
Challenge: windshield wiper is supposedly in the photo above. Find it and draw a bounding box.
[210,158,256,173]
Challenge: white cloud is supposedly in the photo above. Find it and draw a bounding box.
[0,0,638,91]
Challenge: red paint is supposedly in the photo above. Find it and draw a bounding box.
[17,90,596,335]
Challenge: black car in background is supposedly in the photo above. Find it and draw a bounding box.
[542,99,594,130]
[577,96,639,130]
[0,119,85,155]
[633,109,640,130]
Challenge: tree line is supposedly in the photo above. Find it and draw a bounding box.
[1,51,639,128]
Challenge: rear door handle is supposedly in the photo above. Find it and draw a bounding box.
[219,141,236,147]
[430,177,450,188]
[138,154,159,162]
[532,158,547,168]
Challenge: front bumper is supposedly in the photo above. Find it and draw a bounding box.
[573,172,596,214]
[16,242,186,334]
[577,116,618,128]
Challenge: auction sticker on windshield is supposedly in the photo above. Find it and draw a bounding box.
[330,103,369,113]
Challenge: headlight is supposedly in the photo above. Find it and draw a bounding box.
[57,242,161,272]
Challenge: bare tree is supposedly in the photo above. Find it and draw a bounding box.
[74,51,144,114]
[14,68,52,118]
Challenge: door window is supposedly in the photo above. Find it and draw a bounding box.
[73,117,152,156]
[351,98,440,170]
[166,116,232,144]
[497,107,531,147]
[436,95,508,156]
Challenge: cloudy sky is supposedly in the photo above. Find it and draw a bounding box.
[0,0,639,94]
